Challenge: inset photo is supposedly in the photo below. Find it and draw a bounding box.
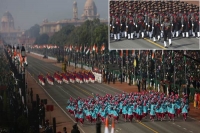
[109,0,199,50]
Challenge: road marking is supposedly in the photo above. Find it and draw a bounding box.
[189,131,193,133]
[137,121,159,133]
[71,84,93,97]
[27,71,86,133]
[58,86,74,98]
[172,123,175,124]
[144,38,166,49]
[102,84,124,93]
[183,128,187,130]
[177,125,181,127]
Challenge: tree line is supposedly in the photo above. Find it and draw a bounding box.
[26,19,108,48]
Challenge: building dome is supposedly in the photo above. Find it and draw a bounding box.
[1,11,14,22]
[83,0,98,20]
[73,1,77,5]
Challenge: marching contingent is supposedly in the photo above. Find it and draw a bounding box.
[110,1,200,47]
[38,71,96,86]
[66,91,190,126]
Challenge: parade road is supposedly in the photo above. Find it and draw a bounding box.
[109,37,200,50]
[27,54,200,133]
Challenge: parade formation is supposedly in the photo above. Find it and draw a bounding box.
[38,71,96,86]
[66,91,190,125]
[109,1,200,47]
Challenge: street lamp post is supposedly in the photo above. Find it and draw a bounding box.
[21,45,26,106]
[16,45,20,73]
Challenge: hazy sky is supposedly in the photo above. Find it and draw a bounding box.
[0,0,108,31]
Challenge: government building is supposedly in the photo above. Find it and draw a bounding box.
[0,11,22,44]
[39,0,107,36]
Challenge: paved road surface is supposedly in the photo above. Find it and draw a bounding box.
[109,37,199,50]
[27,55,200,133]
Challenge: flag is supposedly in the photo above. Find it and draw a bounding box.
[138,50,140,60]
[92,44,96,51]
[132,50,135,56]
[184,50,186,65]
[120,50,123,58]
[171,50,174,64]
[90,46,93,54]
[161,50,164,63]
[95,46,98,53]
[86,48,90,54]
[152,50,155,60]
[134,58,136,67]
[84,46,87,53]
[80,45,82,52]
[101,44,105,51]
[76,46,79,52]
[69,45,72,51]
[116,49,119,56]
[146,51,148,61]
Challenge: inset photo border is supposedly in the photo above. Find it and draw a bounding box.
[108,0,200,50]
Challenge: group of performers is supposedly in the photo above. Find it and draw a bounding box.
[110,1,200,48]
[38,71,95,85]
[66,91,190,125]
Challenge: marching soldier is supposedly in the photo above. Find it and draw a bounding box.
[136,11,145,39]
[181,9,190,38]
[147,10,153,39]
[189,8,195,37]
[120,9,127,38]
[159,9,165,38]
[152,13,161,42]
[127,11,135,40]
[110,14,113,39]
[171,10,180,38]
[112,12,121,41]
[162,16,172,48]
[144,8,149,36]
[194,9,200,38]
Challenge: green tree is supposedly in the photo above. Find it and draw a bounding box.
[49,24,75,45]
[25,24,40,38]
[35,33,49,44]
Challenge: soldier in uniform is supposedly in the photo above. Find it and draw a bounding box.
[127,11,135,40]
[181,9,190,38]
[110,11,114,39]
[189,7,196,37]
[172,8,180,38]
[152,13,161,42]
[162,16,172,48]
[136,12,145,39]
[112,12,121,41]
[194,9,200,38]
[147,10,153,39]
[120,9,127,38]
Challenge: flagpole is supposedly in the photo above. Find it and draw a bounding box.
[139,50,142,85]
[174,52,175,93]
[147,51,149,89]
[184,50,187,95]
[121,50,123,84]
[133,55,135,85]
[155,51,157,91]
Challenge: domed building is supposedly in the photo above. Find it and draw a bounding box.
[1,11,15,32]
[0,11,22,44]
[81,0,100,20]
[39,0,106,35]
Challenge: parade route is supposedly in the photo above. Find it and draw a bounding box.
[109,37,199,50]
[26,53,200,133]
